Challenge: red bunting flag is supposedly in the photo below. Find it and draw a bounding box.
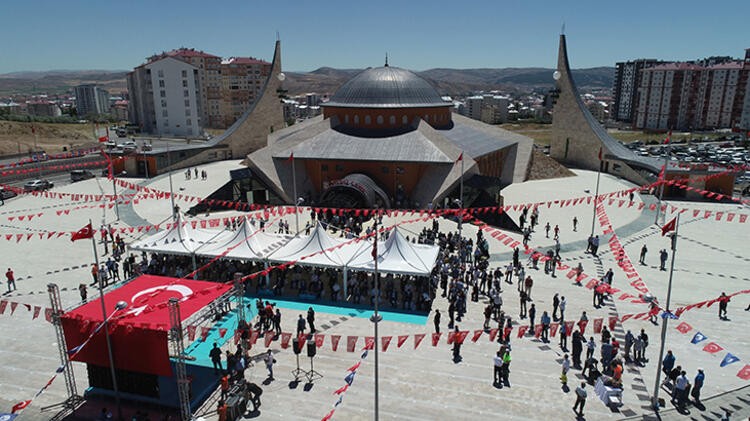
[347,361,361,373]
[264,332,274,348]
[578,320,588,335]
[503,326,513,341]
[414,333,426,349]
[516,325,529,338]
[200,327,210,341]
[488,328,499,342]
[675,322,692,334]
[364,336,375,350]
[315,334,325,348]
[33,306,41,319]
[737,365,750,381]
[564,321,574,337]
[447,331,456,345]
[331,335,341,351]
[0,300,7,314]
[347,336,358,352]
[702,342,723,354]
[333,384,349,395]
[187,325,196,341]
[534,324,543,338]
[281,332,292,349]
[44,308,53,323]
[11,399,31,414]
[472,330,483,342]
[550,323,559,337]
[296,333,306,349]
[455,152,463,163]
[608,316,618,331]
[592,318,603,334]
[381,336,392,352]
[219,328,227,338]
[661,217,677,236]
[397,335,409,348]
[431,332,442,346]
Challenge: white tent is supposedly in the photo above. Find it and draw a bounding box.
[129,218,228,256]
[266,222,356,268]
[346,226,439,276]
[194,219,289,261]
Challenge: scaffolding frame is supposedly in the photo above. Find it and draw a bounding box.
[168,298,191,421]
[43,283,84,413]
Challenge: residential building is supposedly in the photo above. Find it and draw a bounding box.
[74,84,111,117]
[219,56,272,127]
[462,94,509,124]
[26,101,62,117]
[611,59,660,123]
[127,56,202,137]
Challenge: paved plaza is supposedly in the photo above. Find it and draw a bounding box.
[1,162,749,420]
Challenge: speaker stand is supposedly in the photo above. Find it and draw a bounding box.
[290,354,307,381]
[305,356,323,383]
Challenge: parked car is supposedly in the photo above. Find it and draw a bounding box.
[0,186,17,201]
[70,169,95,182]
[23,179,54,192]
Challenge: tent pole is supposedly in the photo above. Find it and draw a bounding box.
[343,268,348,301]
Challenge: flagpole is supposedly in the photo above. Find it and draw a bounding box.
[459,152,464,242]
[90,218,122,419]
[651,212,680,410]
[655,133,671,225]
[590,148,602,237]
[291,152,299,234]
[371,219,380,421]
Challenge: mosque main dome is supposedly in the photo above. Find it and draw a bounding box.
[324,66,448,108]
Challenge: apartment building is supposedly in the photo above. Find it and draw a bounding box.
[74,84,111,117]
[611,59,660,123]
[219,57,271,127]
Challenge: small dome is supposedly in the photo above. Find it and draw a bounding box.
[324,66,448,108]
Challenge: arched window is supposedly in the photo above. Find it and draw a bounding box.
[376,115,384,125]
[433,114,437,122]
[424,115,429,122]
[344,114,349,124]
[402,115,408,124]
[365,115,371,125]
[354,115,359,124]
[389,115,396,125]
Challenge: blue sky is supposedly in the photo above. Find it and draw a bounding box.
[1,0,748,73]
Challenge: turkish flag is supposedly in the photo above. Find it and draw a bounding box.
[314,334,325,348]
[534,324,543,338]
[280,332,292,349]
[516,325,529,338]
[661,217,676,236]
[578,320,588,335]
[702,342,724,354]
[431,332,442,346]
[70,223,93,242]
[472,329,483,342]
[593,318,603,334]
[488,328,499,342]
[503,326,513,341]
[264,332,274,348]
[187,325,196,341]
[550,323,559,337]
[608,316,618,331]
[364,336,375,350]
[675,322,692,334]
[12,399,31,413]
[447,331,456,345]
[218,328,227,338]
[736,364,750,381]
[200,327,210,341]
[397,335,408,348]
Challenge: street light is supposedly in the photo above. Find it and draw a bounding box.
[295,197,304,234]
[112,171,126,221]
[453,198,463,248]
[99,293,128,420]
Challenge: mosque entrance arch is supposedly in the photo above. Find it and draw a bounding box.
[319,173,391,209]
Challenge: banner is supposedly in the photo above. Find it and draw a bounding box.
[431,332,442,346]
[347,336,358,352]
[381,336,392,352]
[331,335,341,352]
[281,332,292,349]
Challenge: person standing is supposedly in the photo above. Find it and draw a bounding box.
[672,370,690,408]
[273,308,282,336]
[662,350,676,379]
[545,222,551,238]
[434,309,441,333]
[624,330,634,361]
[264,349,275,380]
[559,321,568,351]
[540,311,551,343]
[79,283,87,302]
[586,337,595,360]
[528,304,536,330]
[524,275,533,299]
[559,296,567,322]
[296,314,306,336]
[639,329,649,362]
[209,343,222,374]
[5,267,16,292]
[639,244,648,265]
[572,330,584,368]
[519,290,528,319]
[691,368,705,403]
[552,293,560,321]
[493,351,503,386]
[573,216,578,232]
[560,354,571,386]
[553,224,560,240]
[573,382,587,417]
[659,249,668,271]
[452,326,462,362]
[718,292,730,320]
[307,307,316,333]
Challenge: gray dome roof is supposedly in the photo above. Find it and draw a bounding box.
[324,66,449,108]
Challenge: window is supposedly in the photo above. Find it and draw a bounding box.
[402,115,408,124]
[321,164,329,172]
[161,99,167,107]
[185,109,191,116]
[162,110,168,117]
[184,99,190,107]
[164,119,169,127]
[344,115,349,124]
[181,70,187,78]
[381,166,389,174]
[182,80,188,88]
[186,118,192,126]
[160,90,166,98]
[376,115,383,125]
[184,90,189,97]
[157,70,164,78]
[335,164,344,172]
[158,80,165,88]
[365,115,371,124]
[353,115,359,124]
[389,115,396,125]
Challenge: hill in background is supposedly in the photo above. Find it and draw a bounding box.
[0,66,613,97]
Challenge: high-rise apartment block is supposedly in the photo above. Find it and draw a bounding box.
[613,48,750,131]
[462,94,509,124]
[127,48,271,137]
[611,59,660,123]
[74,84,111,117]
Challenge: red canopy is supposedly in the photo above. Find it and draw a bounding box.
[62,275,231,376]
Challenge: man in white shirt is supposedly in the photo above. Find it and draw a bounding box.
[573,382,587,416]
[672,370,690,407]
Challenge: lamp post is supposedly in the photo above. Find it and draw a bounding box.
[370,220,382,421]
[112,171,126,221]
[99,296,128,420]
[295,197,304,234]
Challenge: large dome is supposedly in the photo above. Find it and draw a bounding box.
[325,66,448,108]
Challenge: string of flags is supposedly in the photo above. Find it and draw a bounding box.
[673,322,750,381]
[0,159,108,177]
[320,339,374,421]
[0,300,52,323]
[0,147,102,170]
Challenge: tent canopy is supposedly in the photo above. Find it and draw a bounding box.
[194,219,289,261]
[129,218,229,256]
[266,222,356,268]
[346,227,439,276]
